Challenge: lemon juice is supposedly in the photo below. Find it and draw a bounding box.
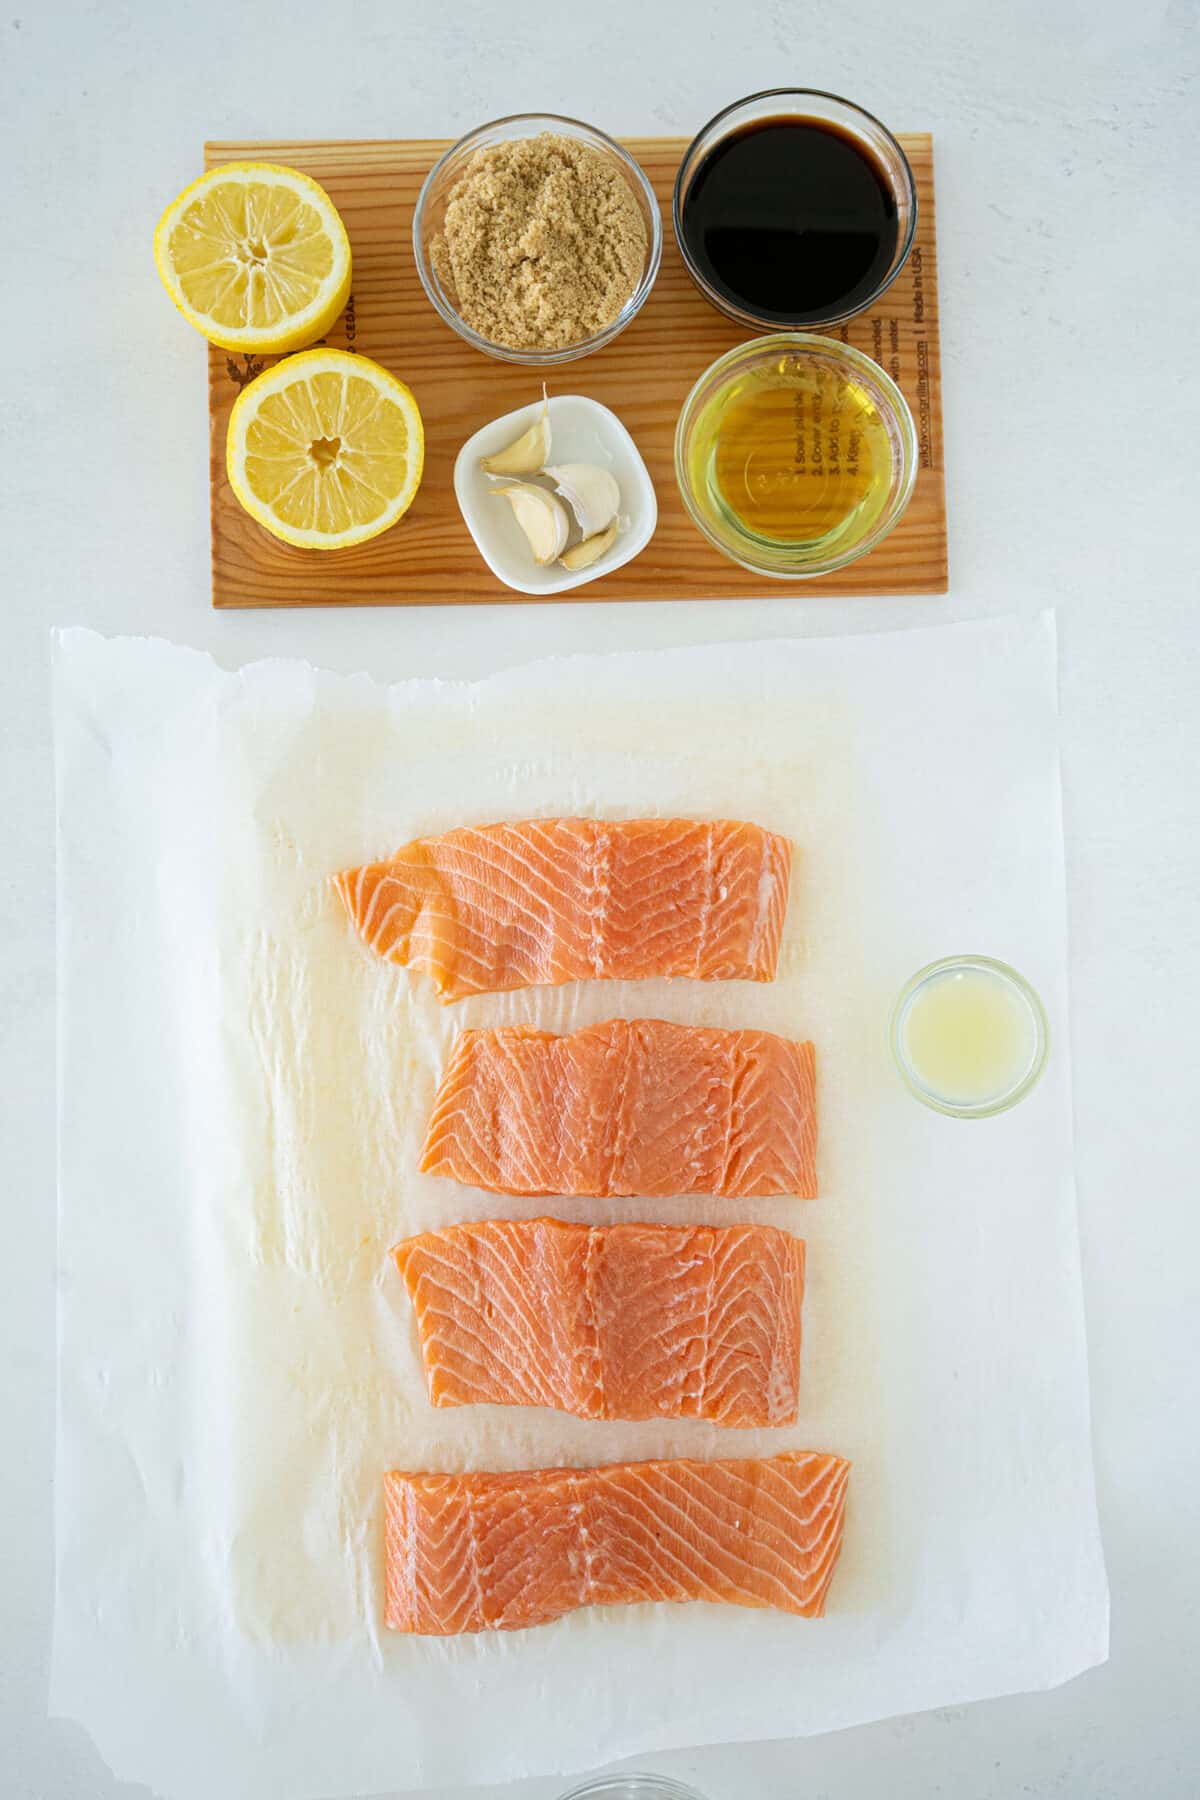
[891,956,1048,1117]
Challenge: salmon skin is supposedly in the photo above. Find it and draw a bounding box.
[421,1018,818,1200]
[384,1451,851,1635]
[332,817,791,1002]
[392,1217,806,1427]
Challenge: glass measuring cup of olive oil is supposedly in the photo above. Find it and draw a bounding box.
[674,335,917,577]
[890,956,1050,1118]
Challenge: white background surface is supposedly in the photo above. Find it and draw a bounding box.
[1,2,1196,1797]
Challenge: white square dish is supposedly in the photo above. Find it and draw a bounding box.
[452,393,658,595]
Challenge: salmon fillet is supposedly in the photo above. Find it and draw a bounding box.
[392,1217,806,1427]
[384,1451,851,1634]
[420,1018,818,1200]
[332,817,791,1001]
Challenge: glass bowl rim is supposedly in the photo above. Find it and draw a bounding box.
[889,953,1051,1119]
[671,85,918,329]
[412,111,664,366]
[672,331,919,579]
[556,1777,710,1800]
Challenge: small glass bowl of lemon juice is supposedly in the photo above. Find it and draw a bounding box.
[890,955,1049,1118]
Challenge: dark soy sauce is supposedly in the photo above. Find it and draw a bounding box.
[680,117,900,323]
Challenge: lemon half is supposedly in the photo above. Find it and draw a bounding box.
[227,349,424,550]
[154,162,351,353]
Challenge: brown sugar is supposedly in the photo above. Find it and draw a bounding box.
[431,133,649,350]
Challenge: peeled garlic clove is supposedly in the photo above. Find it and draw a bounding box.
[559,519,619,572]
[542,463,620,539]
[493,482,570,565]
[480,389,550,475]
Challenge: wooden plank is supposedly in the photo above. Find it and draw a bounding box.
[205,136,946,607]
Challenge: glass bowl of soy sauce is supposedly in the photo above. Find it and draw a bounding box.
[673,88,917,329]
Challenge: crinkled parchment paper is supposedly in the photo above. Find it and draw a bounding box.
[51,616,1107,1798]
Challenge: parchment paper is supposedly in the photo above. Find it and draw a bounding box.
[51,615,1107,1798]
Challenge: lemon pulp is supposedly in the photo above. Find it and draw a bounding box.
[227,350,423,550]
[154,163,351,352]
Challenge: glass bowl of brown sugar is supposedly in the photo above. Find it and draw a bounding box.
[413,113,662,365]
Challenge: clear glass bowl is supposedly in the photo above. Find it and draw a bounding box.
[674,333,918,579]
[673,87,917,330]
[557,1778,709,1800]
[412,113,662,366]
[890,955,1051,1119]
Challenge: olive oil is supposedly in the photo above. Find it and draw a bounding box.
[686,350,894,556]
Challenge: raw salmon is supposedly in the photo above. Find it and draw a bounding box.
[392,1217,806,1427]
[420,1018,818,1200]
[332,817,791,1001]
[384,1451,851,1634]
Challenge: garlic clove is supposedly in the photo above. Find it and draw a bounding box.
[542,463,620,540]
[493,481,570,566]
[480,389,550,475]
[559,519,620,572]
